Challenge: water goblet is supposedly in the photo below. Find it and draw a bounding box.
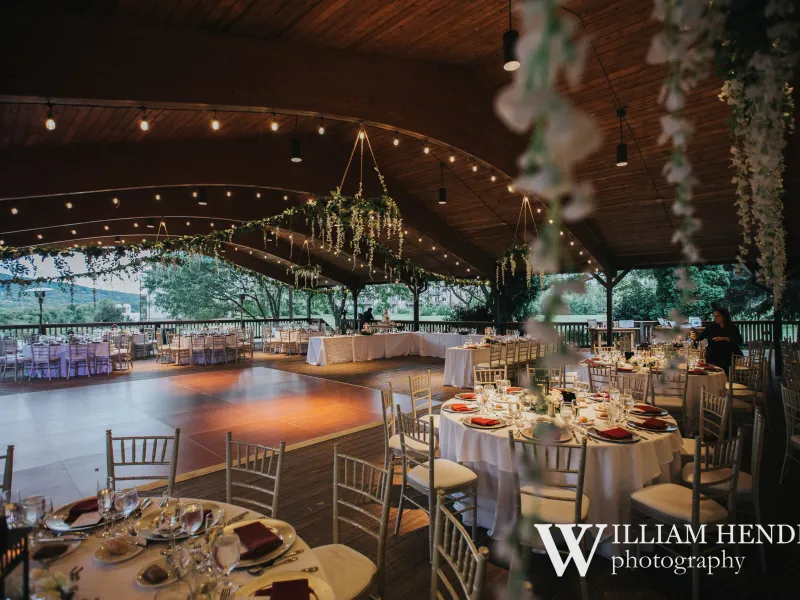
[2,490,23,528]
[158,501,185,554]
[607,401,621,425]
[181,502,205,538]
[622,392,635,420]
[212,533,241,590]
[96,477,116,538]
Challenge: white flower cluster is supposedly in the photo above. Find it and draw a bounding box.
[30,569,76,600]
[495,0,601,274]
[719,0,796,305]
[647,0,729,265]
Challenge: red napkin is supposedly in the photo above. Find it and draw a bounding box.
[449,404,473,412]
[255,579,310,599]
[689,369,705,375]
[641,418,669,430]
[507,387,522,393]
[471,417,500,427]
[65,497,99,525]
[458,393,476,399]
[599,427,633,440]
[234,522,282,560]
[634,404,662,414]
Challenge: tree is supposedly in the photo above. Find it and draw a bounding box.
[93,300,125,322]
[143,256,288,319]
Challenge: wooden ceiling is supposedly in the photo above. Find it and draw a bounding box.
[1,0,797,287]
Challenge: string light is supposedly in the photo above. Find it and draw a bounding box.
[139,108,149,131]
[270,113,279,131]
[112,197,119,205]
[448,151,455,163]
[507,184,514,192]
[192,191,198,198]
[283,195,288,201]
[210,222,215,227]
[549,219,554,224]
[65,202,73,209]
[256,192,261,198]
[490,172,497,182]
[70,229,77,235]
[393,132,400,146]
[211,111,220,131]
[103,225,110,231]
[536,207,541,213]
[472,162,478,172]
[133,222,139,228]
[423,142,430,154]
[570,241,574,246]
[36,234,43,240]
[10,208,18,215]
[318,117,325,135]
[155,193,161,200]
[418,238,422,242]
[226,191,232,197]
[45,103,56,131]
[456,261,460,265]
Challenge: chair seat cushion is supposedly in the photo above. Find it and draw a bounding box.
[681,462,752,493]
[475,362,507,369]
[653,395,683,409]
[791,434,800,451]
[312,544,376,600]
[681,437,720,457]
[388,434,428,454]
[520,484,590,524]
[408,459,477,490]
[416,414,440,430]
[631,483,727,523]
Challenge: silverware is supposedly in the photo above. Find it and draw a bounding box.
[219,584,233,600]
[223,511,250,528]
[36,537,84,544]
[301,566,319,573]
[247,550,304,576]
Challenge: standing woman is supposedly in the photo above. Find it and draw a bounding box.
[690,307,743,375]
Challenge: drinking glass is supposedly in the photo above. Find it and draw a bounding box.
[96,478,116,538]
[181,502,205,537]
[609,387,621,404]
[158,501,185,553]
[622,392,635,420]
[212,533,241,588]
[560,402,573,430]
[607,401,621,425]
[2,490,23,528]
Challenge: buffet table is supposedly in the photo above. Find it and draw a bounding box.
[305,332,484,366]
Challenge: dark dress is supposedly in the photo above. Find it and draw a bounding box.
[695,322,743,375]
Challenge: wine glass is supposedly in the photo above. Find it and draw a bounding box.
[96,478,116,538]
[2,490,23,528]
[622,392,635,421]
[212,533,241,590]
[158,501,185,553]
[180,502,205,537]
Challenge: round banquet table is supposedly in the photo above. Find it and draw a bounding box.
[438,400,682,552]
[21,342,112,378]
[443,346,491,388]
[42,499,327,599]
[575,364,726,434]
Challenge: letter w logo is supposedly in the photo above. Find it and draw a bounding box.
[534,524,606,577]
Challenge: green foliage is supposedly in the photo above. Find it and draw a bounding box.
[92,300,125,323]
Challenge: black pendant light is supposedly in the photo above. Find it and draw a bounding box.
[438,162,447,205]
[291,116,302,163]
[616,108,628,167]
[503,0,520,71]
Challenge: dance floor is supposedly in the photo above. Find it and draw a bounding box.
[4,363,430,506]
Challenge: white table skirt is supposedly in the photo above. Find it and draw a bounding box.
[22,342,112,378]
[439,404,682,543]
[48,499,327,599]
[575,365,726,433]
[443,347,491,388]
[305,332,486,366]
[170,335,238,365]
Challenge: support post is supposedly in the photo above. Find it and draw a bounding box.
[288,286,294,323]
[351,287,361,330]
[605,267,616,347]
[407,279,428,332]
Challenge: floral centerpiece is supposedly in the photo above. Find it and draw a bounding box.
[30,569,79,600]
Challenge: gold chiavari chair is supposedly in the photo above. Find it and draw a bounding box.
[587,364,614,393]
[29,344,59,381]
[430,489,489,600]
[106,428,180,496]
[311,446,392,600]
[409,370,438,430]
[680,388,729,463]
[472,367,507,386]
[66,343,90,379]
[650,366,689,433]
[225,433,285,518]
[475,342,507,370]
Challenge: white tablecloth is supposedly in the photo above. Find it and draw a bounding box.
[443,347,491,388]
[575,364,726,433]
[47,499,327,599]
[439,403,682,546]
[22,342,112,378]
[417,333,484,358]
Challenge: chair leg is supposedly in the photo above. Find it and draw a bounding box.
[394,466,407,538]
[471,485,478,543]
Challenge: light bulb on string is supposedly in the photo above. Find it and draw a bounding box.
[211,110,220,131]
[139,108,149,131]
[393,132,400,146]
[270,113,279,131]
[318,117,325,135]
[423,142,430,154]
[472,162,478,172]
[490,172,497,182]
[45,103,56,131]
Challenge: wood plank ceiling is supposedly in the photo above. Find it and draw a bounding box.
[1,0,796,285]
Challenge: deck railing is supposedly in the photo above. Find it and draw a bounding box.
[0,317,325,340]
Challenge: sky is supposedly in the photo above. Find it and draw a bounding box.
[1,254,143,294]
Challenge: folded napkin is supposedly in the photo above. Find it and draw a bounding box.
[507,387,522,393]
[471,417,500,427]
[599,427,633,440]
[458,393,476,399]
[689,369,706,375]
[255,579,310,599]
[560,391,576,402]
[234,522,282,560]
[633,404,662,414]
[448,403,473,412]
[641,418,669,430]
[65,497,99,525]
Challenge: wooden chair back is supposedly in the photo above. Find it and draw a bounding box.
[409,370,434,419]
[588,365,613,393]
[698,388,729,445]
[332,446,392,598]
[106,428,180,496]
[691,428,744,528]
[473,367,507,386]
[619,374,650,403]
[225,433,285,518]
[430,489,489,600]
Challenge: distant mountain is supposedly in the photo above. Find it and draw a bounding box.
[0,274,140,307]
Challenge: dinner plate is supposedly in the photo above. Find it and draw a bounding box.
[587,428,641,444]
[94,538,145,564]
[442,403,478,414]
[629,406,668,417]
[519,426,572,443]
[225,518,297,568]
[30,540,82,564]
[134,501,222,542]
[627,419,678,433]
[135,558,179,589]
[47,498,105,532]
[460,416,509,430]
[237,572,335,600]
